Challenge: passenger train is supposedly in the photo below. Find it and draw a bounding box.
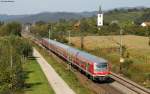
[40,38,111,81]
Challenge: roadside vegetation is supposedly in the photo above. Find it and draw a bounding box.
[0,22,34,94]
[0,36,33,94]
[0,21,55,94]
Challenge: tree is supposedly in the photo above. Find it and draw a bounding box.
[0,36,32,93]
[80,18,90,49]
[0,22,22,36]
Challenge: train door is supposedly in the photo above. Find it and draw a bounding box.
[75,52,79,64]
[86,63,90,72]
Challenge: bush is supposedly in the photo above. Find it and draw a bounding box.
[122,59,133,70]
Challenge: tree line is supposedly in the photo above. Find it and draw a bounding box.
[0,22,32,94]
[30,15,150,41]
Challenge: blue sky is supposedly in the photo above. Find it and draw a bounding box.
[0,0,150,15]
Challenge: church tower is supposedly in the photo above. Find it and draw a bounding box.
[97,6,103,27]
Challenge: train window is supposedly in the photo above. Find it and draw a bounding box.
[95,63,107,72]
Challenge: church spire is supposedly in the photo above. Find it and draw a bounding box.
[99,5,102,14]
[97,5,103,27]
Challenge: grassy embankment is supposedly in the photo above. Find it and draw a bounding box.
[70,35,150,88]
[34,44,96,94]
[23,59,55,94]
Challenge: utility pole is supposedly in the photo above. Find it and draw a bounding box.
[78,20,84,50]
[76,20,84,50]
[68,30,71,70]
[81,32,84,49]
[49,29,51,40]
[10,43,13,94]
[147,27,150,46]
[48,24,52,40]
[68,30,71,45]
[119,29,124,73]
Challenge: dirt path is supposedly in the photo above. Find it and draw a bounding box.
[33,48,76,94]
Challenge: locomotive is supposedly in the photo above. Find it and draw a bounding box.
[40,38,111,81]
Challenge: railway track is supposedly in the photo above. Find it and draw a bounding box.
[22,32,150,94]
[47,47,123,94]
[111,72,150,94]
[26,34,150,94]
[33,41,123,94]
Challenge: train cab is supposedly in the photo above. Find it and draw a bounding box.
[93,62,110,81]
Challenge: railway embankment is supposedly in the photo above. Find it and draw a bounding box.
[33,42,122,94]
[33,48,76,94]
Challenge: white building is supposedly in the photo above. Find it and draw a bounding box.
[141,22,150,27]
[97,6,103,27]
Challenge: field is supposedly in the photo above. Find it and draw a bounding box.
[70,35,150,88]
[23,59,55,94]
[70,35,150,60]
[70,35,150,50]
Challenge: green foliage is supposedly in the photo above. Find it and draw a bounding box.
[0,36,32,94]
[135,11,150,24]
[122,59,133,70]
[30,24,49,38]
[29,7,150,41]
[0,21,4,27]
[0,22,22,37]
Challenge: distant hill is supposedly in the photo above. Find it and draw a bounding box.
[104,8,149,22]
[0,7,150,24]
[0,15,26,21]
[0,12,97,23]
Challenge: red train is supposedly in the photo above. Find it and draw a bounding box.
[41,38,111,81]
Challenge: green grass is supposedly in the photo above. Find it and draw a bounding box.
[23,59,55,94]
[34,45,96,94]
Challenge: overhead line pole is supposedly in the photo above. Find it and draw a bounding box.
[68,30,72,70]
[119,28,124,73]
[48,24,52,40]
[49,29,51,40]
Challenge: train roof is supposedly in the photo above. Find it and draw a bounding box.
[43,38,108,64]
[78,50,107,64]
[69,47,107,64]
[44,38,69,50]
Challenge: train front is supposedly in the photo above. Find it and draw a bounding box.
[93,62,111,81]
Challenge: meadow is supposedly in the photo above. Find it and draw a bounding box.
[70,35,150,88]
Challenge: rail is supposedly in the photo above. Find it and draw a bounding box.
[111,72,150,94]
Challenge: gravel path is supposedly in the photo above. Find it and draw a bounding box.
[33,48,76,94]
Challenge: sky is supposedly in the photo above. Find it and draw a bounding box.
[0,0,150,15]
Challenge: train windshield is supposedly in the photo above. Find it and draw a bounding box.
[95,63,107,72]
